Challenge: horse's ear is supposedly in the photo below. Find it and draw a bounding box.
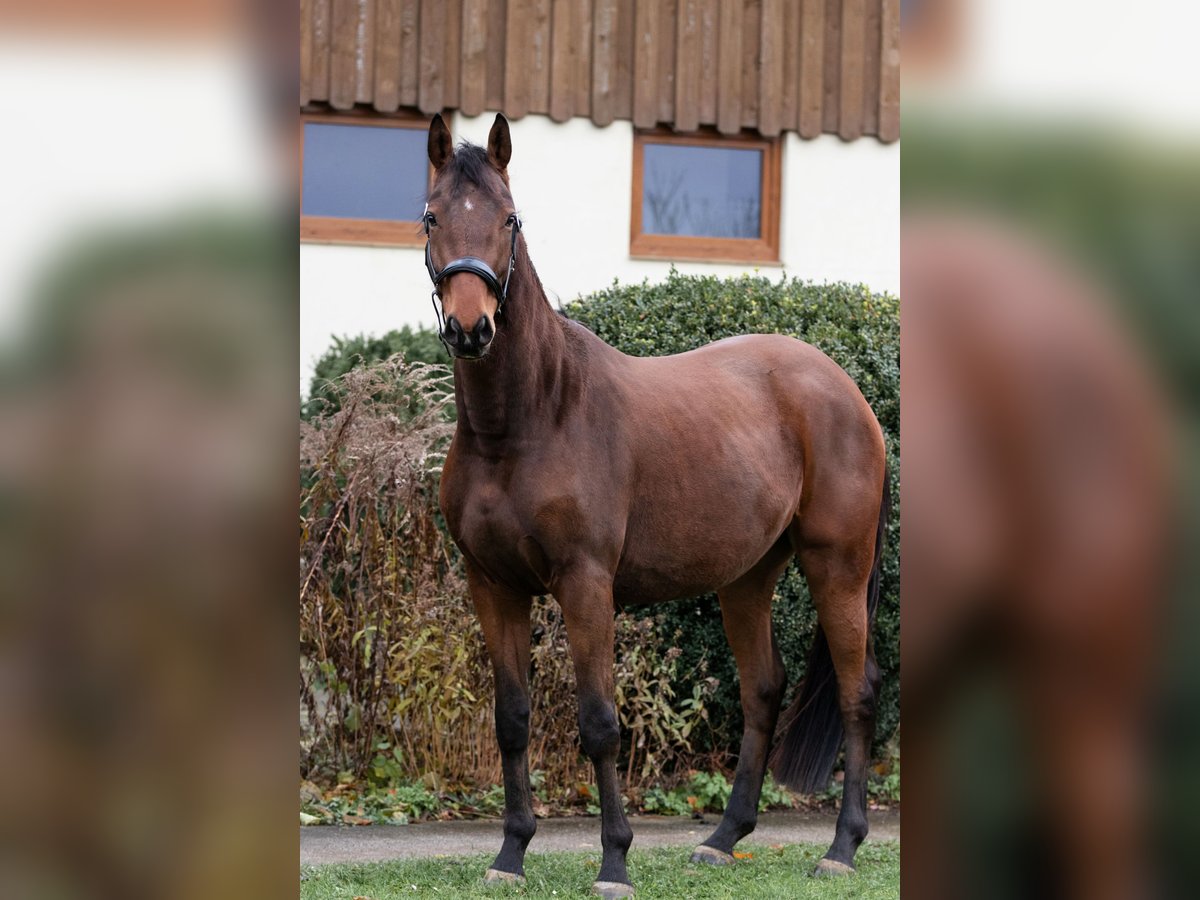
[487,113,512,174]
[428,114,453,170]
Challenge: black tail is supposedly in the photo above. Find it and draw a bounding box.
[769,466,890,794]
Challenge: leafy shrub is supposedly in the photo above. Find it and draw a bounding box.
[564,270,900,759]
[614,623,717,784]
[641,771,796,816]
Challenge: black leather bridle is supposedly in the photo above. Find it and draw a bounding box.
[424,207,522,342]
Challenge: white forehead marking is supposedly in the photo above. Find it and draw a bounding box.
[463,198,474,211]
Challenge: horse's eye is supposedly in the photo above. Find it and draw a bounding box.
[424,212,437,227]
[505,213,518,228]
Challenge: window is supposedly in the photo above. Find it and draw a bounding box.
[631,129,781,264]
[300,110,435,246]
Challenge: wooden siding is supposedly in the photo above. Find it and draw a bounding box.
[301,0,898,142]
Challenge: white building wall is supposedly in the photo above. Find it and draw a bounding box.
[300,112,899,385]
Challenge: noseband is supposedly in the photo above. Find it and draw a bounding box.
[424,210,522,343]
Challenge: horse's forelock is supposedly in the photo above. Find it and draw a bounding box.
[444,142,504,194]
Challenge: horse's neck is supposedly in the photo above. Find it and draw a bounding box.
[453,254,568,441]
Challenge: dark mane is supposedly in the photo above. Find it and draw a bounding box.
[446,142,500,191]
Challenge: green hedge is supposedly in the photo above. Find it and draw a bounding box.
[563,270,899,758]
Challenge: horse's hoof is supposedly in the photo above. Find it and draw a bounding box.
[813,857,856,878]
[484,868,526,885]
[592,881,635,898]
[690,845,736,866]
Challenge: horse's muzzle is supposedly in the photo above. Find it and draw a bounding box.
[443,314,495,359]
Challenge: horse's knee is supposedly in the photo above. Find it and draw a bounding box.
[495,695,530,754]
[578,695,620,760]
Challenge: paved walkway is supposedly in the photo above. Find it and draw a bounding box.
[300,810,900,865]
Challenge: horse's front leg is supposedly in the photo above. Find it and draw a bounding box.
[557,569,634,899]
[466,564,536,884]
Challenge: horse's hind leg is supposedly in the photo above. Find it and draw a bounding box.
[797,539,880,875]
[692,537,792,865]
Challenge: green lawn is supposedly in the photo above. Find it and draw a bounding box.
[300,841,900,899]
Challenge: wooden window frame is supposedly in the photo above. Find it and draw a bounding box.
[300,108,438,248]
[631,128,782,265]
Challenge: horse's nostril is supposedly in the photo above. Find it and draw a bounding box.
[473,315,494,346]
[444,316,464,343]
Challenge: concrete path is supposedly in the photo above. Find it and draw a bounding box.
[300,810,900,866]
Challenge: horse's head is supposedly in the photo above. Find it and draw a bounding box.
[425,113,519,360]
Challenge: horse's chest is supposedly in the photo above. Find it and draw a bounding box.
[452,481,520,551]
[444,473,550,588]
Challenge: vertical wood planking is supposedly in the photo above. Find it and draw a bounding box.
[697,0,718,125]
[550,0,575,121]
[656,0,677,126]
[613,0,635,119]
[548,0,593,121]
[798,0,824,137]
[572,0,593,117]
[878,0,899,141]
[758,0,784,136]
[549,0,572,121]
[821,0,841,134]
[839,0,864,139]
[715,0,741,134]
[301,0,312,105]
[329,0,358,109]
[302,0,897,142]
[461,0,489,115]
[527,0,552,113]
[399,0,420,107]
[310,0,331,101]
[486,0,508,111]
[355,0,375,104]
[632,0,658,128]
[419,0,447,113]
[675,0,700,131]
[374,0,403,111]
[779,0,801,131]
[740,0,760,130]
[592,0,618,125]
[861,0,880,134]
[445,0,462,108]
[505,0,530,117]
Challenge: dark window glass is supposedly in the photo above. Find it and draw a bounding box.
[642,143,763,239]
[302,123,427,221]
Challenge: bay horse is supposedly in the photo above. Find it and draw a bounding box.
[428,113,890,898]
